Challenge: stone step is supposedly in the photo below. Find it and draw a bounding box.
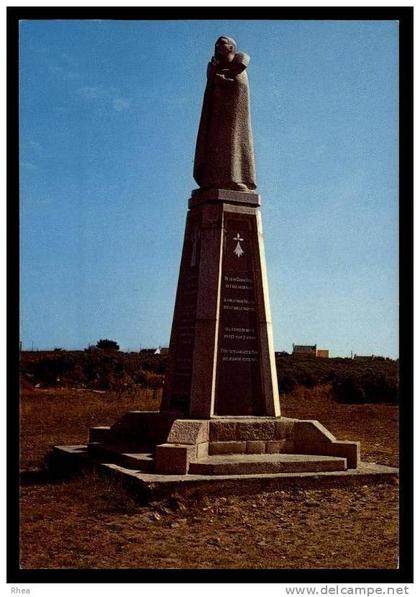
[188,453,347,475]
[89,426,111,443]
[88,443,154,471]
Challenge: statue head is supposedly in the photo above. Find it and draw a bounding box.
[215,36,237,61]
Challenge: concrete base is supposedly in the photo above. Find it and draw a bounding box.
[50,444,398,503]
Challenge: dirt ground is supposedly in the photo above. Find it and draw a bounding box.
[19,386,399,569]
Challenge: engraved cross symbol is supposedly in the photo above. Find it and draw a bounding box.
[233,233,244,258]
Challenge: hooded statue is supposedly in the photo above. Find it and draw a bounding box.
[193,36,257,192]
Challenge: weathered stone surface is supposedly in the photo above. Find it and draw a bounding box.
[294,440,360,470]
[246,441,266,454]
[236,421,275,441]
[293,420,336,444]
[209,421,237,441]
[189,453,347,476]
[194,36,256,191]
[87,443,154,471]
[196,442,209,458]
[331,441,360,469]
[155,444,196,475]
[266,440,294,454]
[209,441,247,455]
[160,209,201,412]
[274,418,296,439]
[110,411,177,444]
[167,420,209,445]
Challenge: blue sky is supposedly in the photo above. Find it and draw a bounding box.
[19,19,399,357]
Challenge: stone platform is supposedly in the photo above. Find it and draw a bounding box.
[50,444,398,503]
[47,410,397,502]
[85,412,360,475]
[188,453,348,475]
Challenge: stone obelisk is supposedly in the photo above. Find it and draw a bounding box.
[161,36,280,419]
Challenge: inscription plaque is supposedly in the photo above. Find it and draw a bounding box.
[215,216,265,415]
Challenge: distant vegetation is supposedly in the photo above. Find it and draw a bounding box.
[276,354,398,404]
[21,349,166,391]
[20,350,398,403]
[95,339,120,350]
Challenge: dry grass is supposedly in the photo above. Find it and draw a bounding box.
[281,384,399,467]
[20,387,162,470]
[19,385,399,569]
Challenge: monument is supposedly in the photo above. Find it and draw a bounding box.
[161,36,279,419]
[54,37,384,489]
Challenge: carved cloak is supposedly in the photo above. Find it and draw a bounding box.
[193,52,257,191]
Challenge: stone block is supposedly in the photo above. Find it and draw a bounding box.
[196,442,209,458]
[189,188,261,209]
[167,420,209,445]
[110,411,177,444]
[89,426,111,443]
[236,421,275,441]
[324,441,360,469]
[265,440,294,454]
[209,441,247,455]
[189,453,347,476]
[274,418,296,440]
[246,441,266,454]
[293,439,360,470]
[293,420,336,444]
[154,443,196,475]
[209,421,237,441]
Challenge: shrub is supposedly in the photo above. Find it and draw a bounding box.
[278,372,298,394]
[96,339,120,351]
[29,355,76,386]
[276,354,398,403]
[332,370,398,404]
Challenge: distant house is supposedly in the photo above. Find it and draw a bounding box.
[154,347,169,355]
[316,349,329,358]
[292,344,329,358]
[353,354,378,361]
[292,344,317,356]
